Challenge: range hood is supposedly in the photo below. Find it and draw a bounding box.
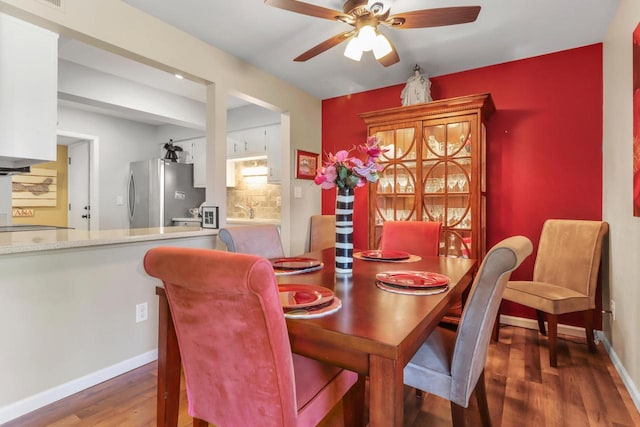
[0,166,30,176]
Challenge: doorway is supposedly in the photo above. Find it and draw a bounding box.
[68,141,90,230]
[58,130,99,230]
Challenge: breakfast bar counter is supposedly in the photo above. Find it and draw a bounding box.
[0,226,217,255]
[0,226,217,423]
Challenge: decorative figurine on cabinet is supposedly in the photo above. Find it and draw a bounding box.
[163,139,183,162]
[401,64,432,106]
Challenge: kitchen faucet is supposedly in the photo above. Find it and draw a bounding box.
[235,204,255,219]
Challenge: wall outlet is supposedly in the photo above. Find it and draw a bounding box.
[136,302,148,323]
[610,299,615,321]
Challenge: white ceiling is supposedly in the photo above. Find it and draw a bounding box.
[118,0,619,100]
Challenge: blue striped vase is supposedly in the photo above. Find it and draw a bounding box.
[335,186,354,274]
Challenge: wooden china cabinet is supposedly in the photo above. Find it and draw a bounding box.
[360,93,495,263]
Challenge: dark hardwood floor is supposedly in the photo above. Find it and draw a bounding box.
[6,326,640,427]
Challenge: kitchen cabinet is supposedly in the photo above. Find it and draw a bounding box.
[226,123,281,183]
[360,93,495,261]
[159,137,206,188]
[189,138,205,188]
[0,13,58,168]
[227,127,267,158]
[265,124,281,183]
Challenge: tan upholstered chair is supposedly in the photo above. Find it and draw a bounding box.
[218,224,285,259]
[309,214,335,252]
[404,236,532,427]
[498,219,609,367]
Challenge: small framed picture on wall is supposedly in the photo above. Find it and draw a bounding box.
[295,150,319,180]
[201,206,219,229]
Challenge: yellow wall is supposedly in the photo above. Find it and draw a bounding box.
[12,145,68,226]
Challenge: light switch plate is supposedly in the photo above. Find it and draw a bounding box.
[294,186,302,198]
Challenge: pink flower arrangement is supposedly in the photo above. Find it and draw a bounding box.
[314,136,387,189]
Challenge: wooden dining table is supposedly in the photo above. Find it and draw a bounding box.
[155,248,476,427]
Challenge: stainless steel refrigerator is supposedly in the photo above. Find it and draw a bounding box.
[128,159,205,228]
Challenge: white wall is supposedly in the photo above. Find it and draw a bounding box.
[227,103,280,131]
[57,105,159,229]
[156,124,204,144]
[603,0,640,409]
[59,60,206,129]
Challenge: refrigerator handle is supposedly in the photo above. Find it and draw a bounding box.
[127,170,135,223]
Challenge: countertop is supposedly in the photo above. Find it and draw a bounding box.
[0,226,218,255]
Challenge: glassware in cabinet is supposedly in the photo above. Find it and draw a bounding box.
[362,93,494,261]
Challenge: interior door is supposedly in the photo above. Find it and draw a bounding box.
[68,141,90,230]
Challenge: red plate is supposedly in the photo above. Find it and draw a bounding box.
[375,271,450,289]
[376,281,448,296]
[270,257,322,270]
[359,250,411,261]
[278,284,334,310]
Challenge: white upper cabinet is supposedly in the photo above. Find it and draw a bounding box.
[227,127,268,158]
[0,13,58,168]
[226,123,281,183]
[265,124,281,183]
[190,138,206,188]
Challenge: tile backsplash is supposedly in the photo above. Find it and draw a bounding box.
[227,158,281,220]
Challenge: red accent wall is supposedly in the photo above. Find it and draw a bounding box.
[321,44,603,326]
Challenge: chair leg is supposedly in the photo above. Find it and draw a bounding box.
[342,374,366,427]
[584,309,597,353]
[475,370,492,427]
[548,313,558,367]
[451,402,466,427]
[536,310,547,336]
[193,418,208,427]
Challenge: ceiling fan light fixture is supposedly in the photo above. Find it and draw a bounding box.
[372,33,392,59]
[367,0,391,15]
[344,36,364,61]
[357,25,377,51]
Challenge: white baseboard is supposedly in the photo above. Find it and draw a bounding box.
[499,314,586,338]
[0,349,158,425]
[597,332,640,414]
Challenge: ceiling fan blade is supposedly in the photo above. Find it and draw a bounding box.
[264,0,352,23]
[294,31,355,62]
[377,38,399,67]
[385,6,481,29]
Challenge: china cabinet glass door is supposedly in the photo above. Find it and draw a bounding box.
[422,115,476,257]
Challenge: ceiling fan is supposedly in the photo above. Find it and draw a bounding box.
[264,0,481,67]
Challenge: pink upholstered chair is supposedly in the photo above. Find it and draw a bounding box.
[379,220,442,256]
[379,221,467,328]
[218,224,285,259]
[404,236,532,427]
[144,247,363,427]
